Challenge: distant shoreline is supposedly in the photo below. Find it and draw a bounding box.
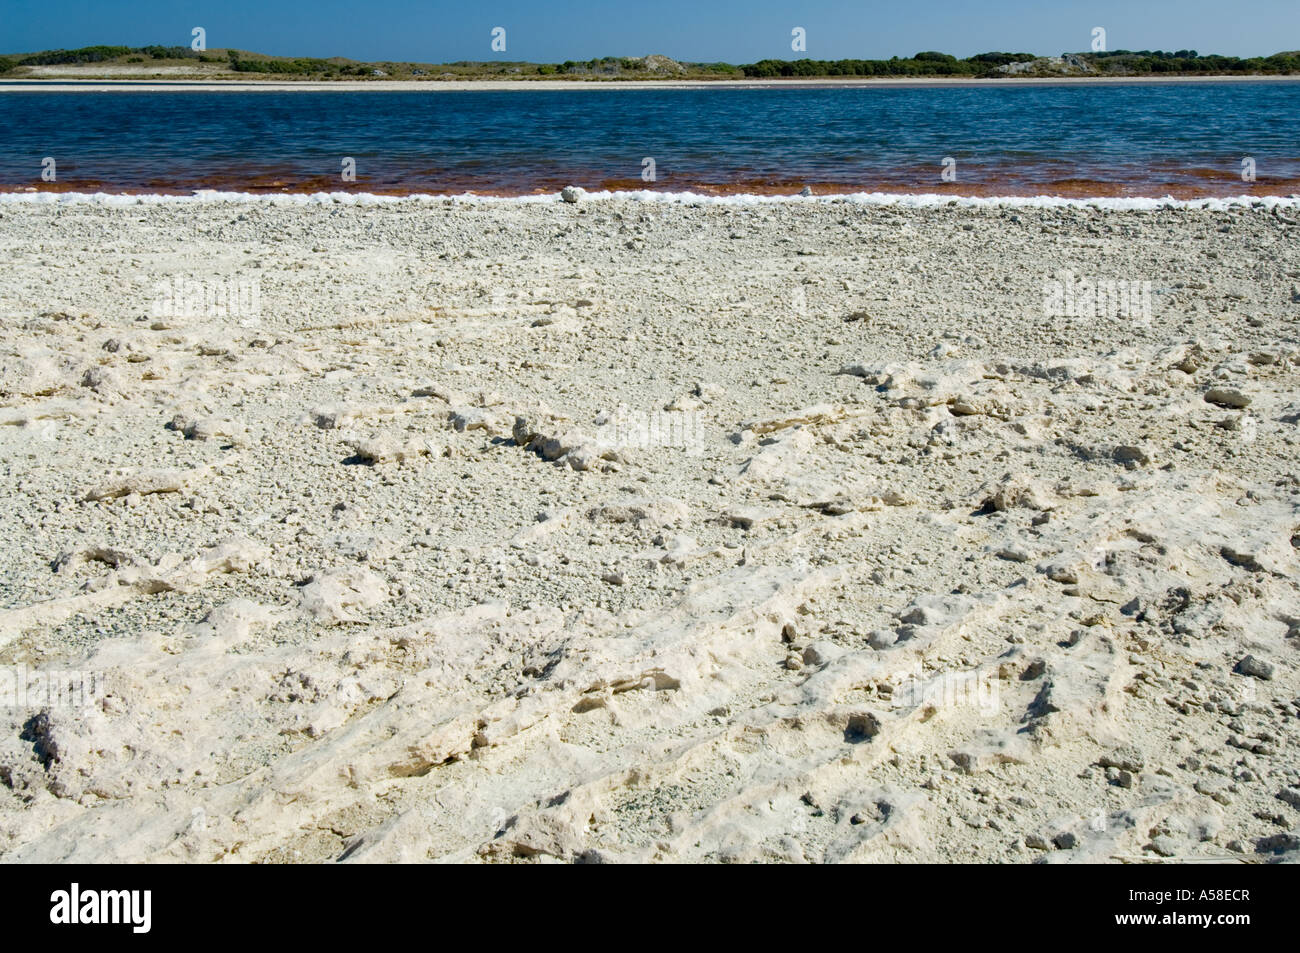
[4,74,1300,92]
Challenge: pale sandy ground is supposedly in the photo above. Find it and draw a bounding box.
[5,74,1300,92]
[0,196,1298,863]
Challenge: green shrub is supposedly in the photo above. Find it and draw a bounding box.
[19,45,131,65]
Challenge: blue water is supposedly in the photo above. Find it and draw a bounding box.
[1,81,1298,196]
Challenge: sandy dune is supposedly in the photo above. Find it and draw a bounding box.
[0,195,1297,863]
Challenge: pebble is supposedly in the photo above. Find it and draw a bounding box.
[1204,387,1251,409]
[1236,655,1274,680]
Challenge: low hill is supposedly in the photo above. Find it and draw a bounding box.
[0,45,1296,81]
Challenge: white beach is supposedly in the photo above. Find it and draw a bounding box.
[0,193,1297,862]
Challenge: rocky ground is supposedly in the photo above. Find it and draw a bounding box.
[0,195,1298,863]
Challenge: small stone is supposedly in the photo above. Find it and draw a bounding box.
[1113,445,1152,468]
[1042,562,1078,585]
[867,629,898,650]
[802,642,844,667]
[1256,832,1300,853]
[1098,746,1145,773]
[1204,387,1251,409]
[996,543,1032,563]
[1149,834,1180,857]
[1194,777,1232,805]
[1236,655,1274,680]
[560,186,584,204]
[845,711,880,741]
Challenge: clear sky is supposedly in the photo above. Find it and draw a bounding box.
[3,0,1297,62]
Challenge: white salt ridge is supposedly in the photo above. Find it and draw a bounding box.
[2,188,1297,212]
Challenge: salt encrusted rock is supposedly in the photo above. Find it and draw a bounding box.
[513,415,617,471]
[1148,834,1181,857]
[80,364,124,395]
[995,542,1032,562]
[343,434,432,464]
[448,407,504,434]
[741,403,847,435]
[898,593,976,627]
[868,629,898,650]
[801,641,844,666]
[412,383,462,402]
[82,467,193,501]
[1256,833,1300,855]
[587,498,688,527]
[537,429,585,462]
[723,505,775,529]
[1113,444,1154,469]
[977,472,1053,512]
[564,443,603,471]
[1040,561,1079,584]
[297,568,388,624]
[560,186,584,204]
[512,415,576,458]
[1204,386,1251,408]
[0,352,64,397]
[664,394,703,412]
[1098,746,1145,773]
[167,411,248,445]
[1236,654,1275,680]
[309,404,367,429]
[187,537,269,577]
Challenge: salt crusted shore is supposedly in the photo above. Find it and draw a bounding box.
[0,196,1298,863]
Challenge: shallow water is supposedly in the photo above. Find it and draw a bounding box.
[2,82,1298,197]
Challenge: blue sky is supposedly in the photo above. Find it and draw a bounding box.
[3,0,1297,61]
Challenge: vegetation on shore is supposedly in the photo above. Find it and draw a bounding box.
[1,45,1298,80]
[741,49,1300,77]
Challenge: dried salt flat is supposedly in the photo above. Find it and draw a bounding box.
[0,196,1296,863]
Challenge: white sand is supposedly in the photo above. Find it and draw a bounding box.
[0,195,1297,863]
